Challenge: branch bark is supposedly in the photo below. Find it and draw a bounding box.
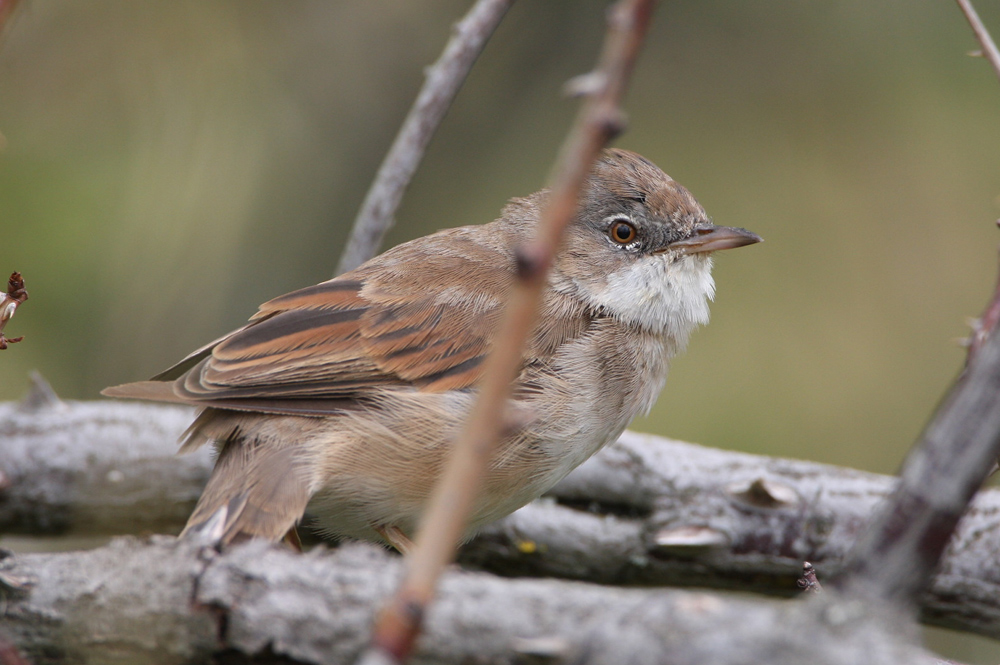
[5,400,1000,639]
[0,397,205,535]
[336,0,515,275]
[466,431,1000,639]
[0,537,941,665]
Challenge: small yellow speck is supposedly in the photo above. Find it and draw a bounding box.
[516,539,537,554]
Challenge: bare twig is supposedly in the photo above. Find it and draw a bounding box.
[335,0,515,275]
[957,1,1000,366]
[956,0,1000,84]
[0,272,28,350]
[966,221,1000,365]
[363,2,655,662]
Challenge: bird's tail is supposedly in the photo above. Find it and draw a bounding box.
[180,410,314,547]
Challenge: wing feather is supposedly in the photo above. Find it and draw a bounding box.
[103,224,593,414]
[106,228,516,412]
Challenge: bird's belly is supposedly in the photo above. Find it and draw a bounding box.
[306,329,671,543]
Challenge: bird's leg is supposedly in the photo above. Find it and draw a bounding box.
[375,524,415,555]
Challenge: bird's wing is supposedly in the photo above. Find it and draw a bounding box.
[103,229,516,414]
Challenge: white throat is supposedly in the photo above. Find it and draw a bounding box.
[585,254,715,346]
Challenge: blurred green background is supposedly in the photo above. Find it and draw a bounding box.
[1,1,1000,659]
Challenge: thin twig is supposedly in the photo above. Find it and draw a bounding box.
[335,0,515,275]
[966,220,1000,365]
[361,1,655,662]
[955,0,1000,84]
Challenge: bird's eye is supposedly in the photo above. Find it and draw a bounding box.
[609,220,637,245]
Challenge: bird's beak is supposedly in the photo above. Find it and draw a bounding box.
[665,225,762,255]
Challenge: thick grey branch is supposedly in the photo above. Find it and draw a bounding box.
[465,431,1000,639]
[4,402,1000,638]
[0,399,205,535]
[0,537,938,665]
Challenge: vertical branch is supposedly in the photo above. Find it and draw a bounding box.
[360,1,656,663]
[956,0,1000,84]
[336,0,516,275]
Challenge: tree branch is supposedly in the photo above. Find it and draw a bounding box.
[5,401,1000,638]
[466,431,1000,639]
[955,0,1000,85]
[0,397,205,535]
[0,537,943,665]
[335,0,515,275]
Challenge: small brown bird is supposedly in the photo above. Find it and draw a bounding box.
[104,149,760,553]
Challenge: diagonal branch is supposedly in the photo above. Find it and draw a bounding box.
[364,1,656,662]
[955,0,1000,85]
[336,0,516,275]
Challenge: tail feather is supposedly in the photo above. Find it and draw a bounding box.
[101,380,190,404]
[181,431,313,546]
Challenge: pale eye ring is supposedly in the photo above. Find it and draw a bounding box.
[608,218,637,245]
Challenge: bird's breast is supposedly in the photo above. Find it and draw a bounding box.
[514,316,674,486]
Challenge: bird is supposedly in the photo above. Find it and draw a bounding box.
[103,148,761,553]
